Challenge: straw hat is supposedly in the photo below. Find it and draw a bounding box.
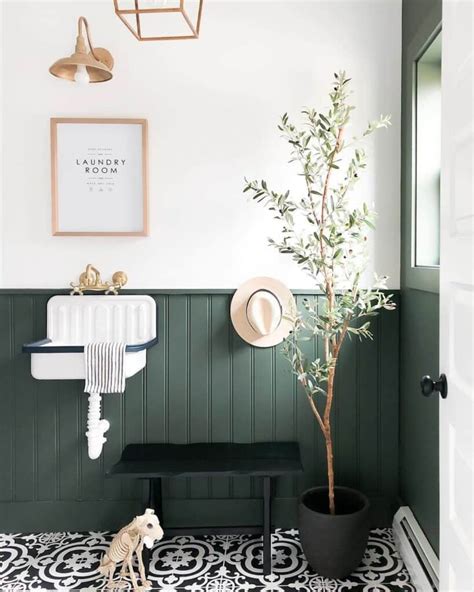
[230,277,296,348]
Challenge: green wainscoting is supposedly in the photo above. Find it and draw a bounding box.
[0,291,399,533]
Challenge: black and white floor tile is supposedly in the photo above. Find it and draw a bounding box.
[0,528,415,591]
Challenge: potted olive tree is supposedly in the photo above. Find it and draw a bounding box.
[244,72,395,578]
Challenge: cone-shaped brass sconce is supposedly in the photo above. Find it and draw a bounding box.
[49,17,114,84]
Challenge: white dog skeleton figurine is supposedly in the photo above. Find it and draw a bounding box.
[99,508,164,591]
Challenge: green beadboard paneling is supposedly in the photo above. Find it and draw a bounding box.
[0,291,400,533]
[0,296,13,503]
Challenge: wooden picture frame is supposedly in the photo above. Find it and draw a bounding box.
[51,118,148,236]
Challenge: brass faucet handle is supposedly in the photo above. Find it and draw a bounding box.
[112,271,128,288]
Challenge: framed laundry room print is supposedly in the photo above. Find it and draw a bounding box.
[51,118,149,236]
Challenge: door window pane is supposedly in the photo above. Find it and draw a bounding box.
[415,32,442,268]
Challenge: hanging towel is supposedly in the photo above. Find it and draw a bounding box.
[84,342,126,394]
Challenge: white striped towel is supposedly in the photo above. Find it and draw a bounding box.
[84,342,126,394]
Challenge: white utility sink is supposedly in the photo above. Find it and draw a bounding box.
[23,295,157,380]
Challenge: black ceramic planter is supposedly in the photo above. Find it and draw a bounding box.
[298,486,370,579]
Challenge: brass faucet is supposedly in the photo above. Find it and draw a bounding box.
[70,264,127,295]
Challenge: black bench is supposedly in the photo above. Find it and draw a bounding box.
[108,442,303,575]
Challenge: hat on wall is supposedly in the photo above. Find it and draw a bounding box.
[230,277,296,348]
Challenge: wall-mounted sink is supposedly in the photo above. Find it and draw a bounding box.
[23,295,157,379]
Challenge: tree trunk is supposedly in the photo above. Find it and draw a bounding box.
[323,361,336,515]
[325,424,335,515]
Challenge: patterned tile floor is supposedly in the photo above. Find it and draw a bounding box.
[0,528,415,591]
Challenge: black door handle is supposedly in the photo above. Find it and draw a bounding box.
[420,374,448,399]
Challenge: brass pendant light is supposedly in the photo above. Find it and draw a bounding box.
[49,17,114,84]
[113,0,204,41]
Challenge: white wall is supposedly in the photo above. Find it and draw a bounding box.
[0,1,4,286]
[0,0,401,289]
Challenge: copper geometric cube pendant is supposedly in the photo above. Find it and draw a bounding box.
[113,0,204,41]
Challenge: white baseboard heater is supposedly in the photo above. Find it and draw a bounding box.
[393,507,439,592]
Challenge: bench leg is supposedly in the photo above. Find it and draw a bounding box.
[263,476,272,575]
[143,478,163,579]
[150,477,163,518]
